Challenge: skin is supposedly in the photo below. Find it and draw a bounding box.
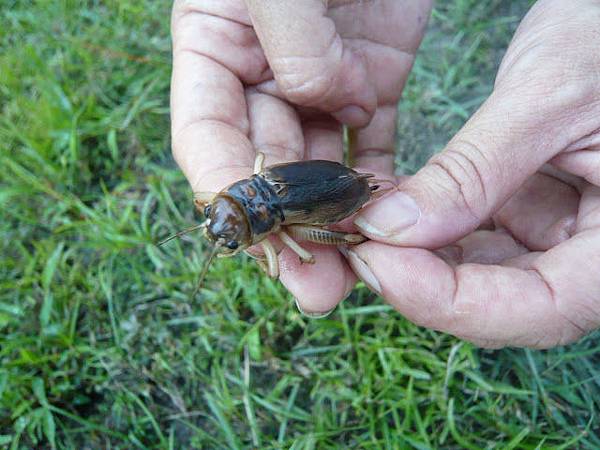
[171,0,431,311]
[171,0,600,348]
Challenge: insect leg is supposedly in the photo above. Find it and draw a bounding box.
[193,191,217,209]
[278,230,315,264]
[260,239,280,279]
[253,152,265,174]
[245,250,270,274]
[286,224,367,245]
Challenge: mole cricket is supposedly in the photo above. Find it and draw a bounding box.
[159,153,392,291]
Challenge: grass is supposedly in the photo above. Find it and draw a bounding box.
[1,0,599,448]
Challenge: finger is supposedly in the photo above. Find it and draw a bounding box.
[171,1,262,192]
[333,0,430,174]
[328,0,433,57]
[279,243,356,315]
[576,183,600,232]
[171,54,254,192]
[354,52,600,248]
[172,1,269,84]
[280,156,395,311]
[501,252,543,269]
[493,173,579,250]
[349,105,397,175]
[538,164,587,192]
[243,91,301,256]
[353,90,563,248]
[329,0,431,105]
[435,229,528,266]
[347,240,595,348]
[302,114,344,162]
[530,227,600,343]
[551,147,600,186]
[245,0,376,127]
[246,89,305,166]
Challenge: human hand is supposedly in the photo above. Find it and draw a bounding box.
[348,0,600,348]
[170,0,432,314]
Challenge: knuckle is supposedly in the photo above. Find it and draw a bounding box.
[174,0,204,16]
[427,142,491,222]
[531,266,594,347]
[555,299,597,343]
[521,69,599,116]
[278,72,334,106]
[172,0,201,28]
[273,34,342,106]
[409,274,461,332]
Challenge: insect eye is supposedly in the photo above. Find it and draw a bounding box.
[203,205,212,217]
[226,240,239,250]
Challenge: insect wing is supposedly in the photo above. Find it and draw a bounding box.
[262,160,373,225]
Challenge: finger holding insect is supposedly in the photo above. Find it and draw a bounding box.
[171,89,256,193]
[244,87,360,309]
[243,91,334,288]
[280,170,398,313]
[176,157,377,309]
[246,89,305,167]
[245,233,353,316]
[171,2,261,194]
[279,242,357,316]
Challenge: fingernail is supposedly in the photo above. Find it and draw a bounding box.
[354,191,420,238]
[294,298,335,319]
[345,250,382,295]
[332,105,370,127]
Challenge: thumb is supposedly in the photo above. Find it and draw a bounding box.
[354,89,573,248]
[245,0,376,127]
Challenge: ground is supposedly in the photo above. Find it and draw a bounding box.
[1,0,599,448]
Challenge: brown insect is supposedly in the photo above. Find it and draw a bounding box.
[160,153,391,291]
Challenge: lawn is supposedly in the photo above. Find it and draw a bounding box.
[1,0,599,448]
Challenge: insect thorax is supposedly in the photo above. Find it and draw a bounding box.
[226,175,284,240]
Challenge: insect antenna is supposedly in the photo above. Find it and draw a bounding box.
[157,222,206,246]
[190,240,223,300]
